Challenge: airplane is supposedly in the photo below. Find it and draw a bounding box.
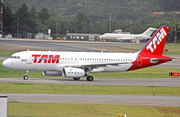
[99,27,157,41]
[3,26,173,81]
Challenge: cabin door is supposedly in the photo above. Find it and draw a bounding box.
[26,53,32,64]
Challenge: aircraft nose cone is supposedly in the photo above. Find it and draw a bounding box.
[99,35,103,39]
[2,60,9,68]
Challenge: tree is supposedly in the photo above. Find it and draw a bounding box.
[15,3,29,34]
[75,13,91,33]
[3,5,15,34]
[155,0,180,12]
[38,8,51,25]
[28,7,39,33]
[153,20,180,43]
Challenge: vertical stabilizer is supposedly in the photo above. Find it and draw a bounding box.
[140,26,170,55]
[142,27,157,38]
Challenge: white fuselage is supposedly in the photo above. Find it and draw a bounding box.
[99,33,148,40]
[99,27,157,40]
[3,51,138,73]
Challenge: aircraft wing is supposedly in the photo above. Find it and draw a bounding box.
[117,36,149,40]
[117,38,136,40]
[56,62,132,71]
[80,62,131,68]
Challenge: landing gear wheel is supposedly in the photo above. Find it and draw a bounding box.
[24,70,29,80]
[73,77,80,81]
[86,76,94,81]
[23,75,28,80]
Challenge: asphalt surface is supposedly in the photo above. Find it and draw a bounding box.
[1,93,180,106]
[0,38,131,52]
[0,78,180,87]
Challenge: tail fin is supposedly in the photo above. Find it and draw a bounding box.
[140,26,170,55]
[142,27,157,38]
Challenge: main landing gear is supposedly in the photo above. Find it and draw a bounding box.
[23,70,29,80]
[86,76,94,81]
[73,76,94,81]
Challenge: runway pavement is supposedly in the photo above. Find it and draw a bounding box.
[0,78,180,87]
[1,93,180,106]
[0,38,128,52]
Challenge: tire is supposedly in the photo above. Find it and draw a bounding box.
[86,76,94,81]
[23,75,28,80]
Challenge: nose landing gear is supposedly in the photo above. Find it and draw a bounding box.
[23,70,29,80]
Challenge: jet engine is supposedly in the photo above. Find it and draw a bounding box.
[42,71,62,76]
[62,67,89,78]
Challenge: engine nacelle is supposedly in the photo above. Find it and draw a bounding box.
[62,67,88,78]
[42,71,62,76]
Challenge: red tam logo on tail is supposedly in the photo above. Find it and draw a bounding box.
[141,26,169,55]
[146,27,167,52]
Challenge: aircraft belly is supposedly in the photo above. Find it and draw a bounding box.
[18,63,54,71]
[102,64,132,72]
[35,64,55,71]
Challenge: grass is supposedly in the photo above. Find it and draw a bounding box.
[0,83,180,95]
[8,102,180,117]
[118,43,180,55]
[92,67,180,78]
[0,49,14,57]
[164,43,180,55]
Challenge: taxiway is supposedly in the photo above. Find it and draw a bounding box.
[1,93,180,106]
[0,78,180,87]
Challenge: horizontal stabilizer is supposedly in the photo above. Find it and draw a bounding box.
[150,58,174,62]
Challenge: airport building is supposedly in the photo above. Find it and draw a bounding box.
[66,33,101,41]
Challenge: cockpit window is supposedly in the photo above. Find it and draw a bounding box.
[9,56,20,59]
